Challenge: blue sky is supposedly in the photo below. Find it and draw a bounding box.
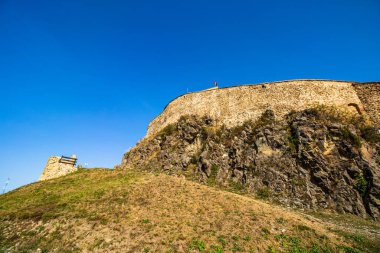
[0,0,379,192]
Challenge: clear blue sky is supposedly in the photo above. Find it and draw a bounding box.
[1,0,379,192]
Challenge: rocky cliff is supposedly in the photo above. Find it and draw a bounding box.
[121,107,380,218]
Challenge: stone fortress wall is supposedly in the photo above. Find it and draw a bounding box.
[146,80,379,138]
[353,82,380,126]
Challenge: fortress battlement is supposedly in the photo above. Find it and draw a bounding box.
[147,80,380,138]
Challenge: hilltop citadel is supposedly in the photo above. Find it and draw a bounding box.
[121,79,380,218]
[39,79,380,183]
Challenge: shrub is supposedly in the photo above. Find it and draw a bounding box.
[229,180,245,192]
[256,187,271,200]
[230,110,275,137]
[160,124,177,137]
[190,155,198,165]
[304,105,364,127]
[287,134,298,155]
[360,126,380,143]
[295,224,313,232]
[201,126,220,140]
[255,109,275,128]
[207,165,219,186]
[354,175,368,197]
[210,164,219,177]
[261,227,270,235]
[341,128,362,148]
[230,121,251,136]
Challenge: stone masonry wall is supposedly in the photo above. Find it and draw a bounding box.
[147,80,363,137]
[353,82,380,126]
[39,156,77,181]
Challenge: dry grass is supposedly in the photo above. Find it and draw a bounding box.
[0,169,378,252]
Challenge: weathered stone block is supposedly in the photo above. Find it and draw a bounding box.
[39,156,77,181]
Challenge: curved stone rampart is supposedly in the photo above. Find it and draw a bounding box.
[353,82,380,126]
[147,80,364,138]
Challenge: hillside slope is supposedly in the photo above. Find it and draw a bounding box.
[1,169,379,252]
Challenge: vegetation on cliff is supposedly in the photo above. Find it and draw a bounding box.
[122,106,380,218]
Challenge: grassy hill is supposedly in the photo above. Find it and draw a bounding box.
[1,169,379,253]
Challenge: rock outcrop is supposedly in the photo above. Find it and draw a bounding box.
[39,156,78,181]
[121,107,380,218]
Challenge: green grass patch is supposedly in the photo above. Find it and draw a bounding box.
[188,238,206,251]
[333,229,380,253]
[207,164,219,186]
[228,180,245,192]
[0,169,142,222]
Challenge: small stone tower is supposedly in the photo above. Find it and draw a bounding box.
[39,155,78,181]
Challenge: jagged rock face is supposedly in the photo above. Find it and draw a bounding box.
[121,109,380,218]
